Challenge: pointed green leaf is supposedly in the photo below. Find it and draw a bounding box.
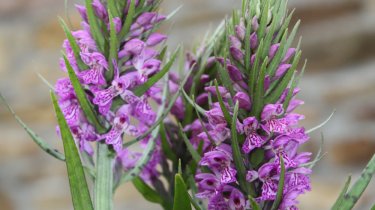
[178,123,201,163]
[256,0,270,40]
[271,155,285,210]
[106,10,119,81]
[63,56,106,133]
[85,0,105,52]
[0,93,65,161]
[181,89,206,115]
[250,148,265,168]
[251,57,268,119]
[248,196,261,210]
[265,51,301,104]
[273,10,295,44]
[332,176,352,210]
[248,40,264,97]
[173,174,192,210]
[58,18,88,70]
[133,47,180,96]
[51,92,94,210]
[334,155,375,210]
[191,95,215,145]
[232,102,254,195]
[160,123,177,162]
[214,79,232,124]
[119,0,135,41]
[133,177,164,204]
[108,0,121,18]
[283,59,306,111]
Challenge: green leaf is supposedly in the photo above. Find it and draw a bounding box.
[271,155,285,210]
[119,0,135,41]
[232,102,254,196]
[133,47,180,96]
[188,193,203,210]
[0,93,65,161]
[50,92,94,210]
[265,51,301,104]
[94,143,114,210]
[106,10,119,81]
[332,176,352,210]
[63,56,106,134]
[266,28,288,76]
[256,0,270,40]
[107,0,121,18]
[132,177,164,204]
[332,155,375,210]
[85,0,105,52]
[191,95,215,145]
[248,196,261,210]
[178,123,201,163]
[282,59,306,111]
[244,8,252,72]
[214,79,232,124]
[251,57,268,119]
[248,40,264,97]
[249,148,265,168]
[160,123,177,162]
[181,89,206,115]
[58,18,88,70]
[173,174,192,210]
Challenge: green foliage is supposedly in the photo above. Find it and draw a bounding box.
[133,177,164,204]
[51,92,94,210]
[271,155,285,210]
[0,93,65,161]
[332,155,375,210]
[63,56,107,134]
[173,174,192,210]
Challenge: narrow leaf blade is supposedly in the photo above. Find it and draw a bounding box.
[133,177,164,204]
[51,92,94,210]
[0,93,65,161]
[173,174,192,210]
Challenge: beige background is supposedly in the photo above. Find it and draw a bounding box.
[0,0,374,209]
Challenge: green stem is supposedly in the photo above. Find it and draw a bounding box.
[95,143,114,210]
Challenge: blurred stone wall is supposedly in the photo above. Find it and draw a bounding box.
[0,0,374,209]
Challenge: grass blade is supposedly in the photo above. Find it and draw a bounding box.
[232,102,254,195]
[271,155,285,210]
[58,18,88,70]
[335,155,375,210]
[173,174,192,210]
[132,177,164,204]
[51,92,94,210]
[119,0,135,41]
[0,93,65,161]
[63,56,106,134]
[178,123,201,163]
[85,0,105,52]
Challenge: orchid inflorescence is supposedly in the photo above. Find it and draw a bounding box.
[2,0,374,210]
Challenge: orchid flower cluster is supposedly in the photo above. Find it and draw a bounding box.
[4,0,374,210]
